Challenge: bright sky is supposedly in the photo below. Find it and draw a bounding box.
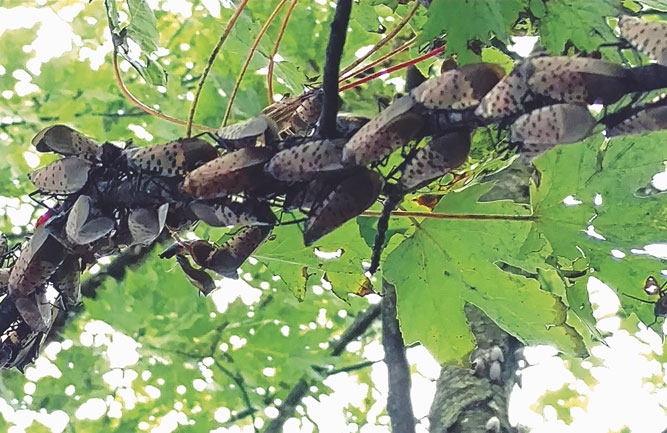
[0,2,666,433]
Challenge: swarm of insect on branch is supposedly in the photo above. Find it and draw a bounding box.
[2,14,667,371]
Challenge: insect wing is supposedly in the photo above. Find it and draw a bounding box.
[607,104,667,137]
[176,255,216,296]
[28,156,91,195]
[66,195,114,245]
[511,104,596,161]
[8,226,65,297]
[32,124,98,160]
[304,169,383,246]
[475,61,532,119]
[128,203,169,246]
[189,200,276,227]
[128,138,218,177]
[207,226,273,278]
[342,95,424,166]
[182,147,275,198]
[620,16,667,66]
[412,63,505,110]
[52,255,81,307]
[0,268,10,294]
[217,115,278,147]
[400,130,471,190]
[16,295,50,333]
[267,139,345,181]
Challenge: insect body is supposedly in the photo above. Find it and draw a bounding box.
[28,156,92,195]
[32,124,99,161]
[8,226,66,297]
[411,63,505,110]
[182,147,275,198]
[304,169,383,246]
[217,115,278,149]
[399,130,471,190]
[607,103,667,137]
[619,16,667,66]
[128,138,218,177]
[52,255,81,308]
[623,276,667,327]
[266,139,346,181]
[510,104,596,162]
[189,199,276,227]
[342,95,424,166]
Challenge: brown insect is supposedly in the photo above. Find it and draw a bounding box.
[266,138,346,181]
[182,147,275,198]
[128,137,218,177]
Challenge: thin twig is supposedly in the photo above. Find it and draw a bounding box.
[267,0,298,102]
[317,0,353,138]
[340,37,415,83]
[111,49,216,133]
[360,210,536,221]
[214,359,259,433]
[339,1,420,79]
[263,303,381,433]
[186,0,249,137]
[382,279,416,433]
[340,45,444,92]
[222,0,287,127]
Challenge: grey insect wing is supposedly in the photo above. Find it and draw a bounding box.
[32,124,99,160]
[66,195,115,245]
[52,255,81,308]
[27,156,92,195]
[8,226,65,297]
[189,200,276,227]
[128,203,169,246]
[620,16,667,66]
[15,295,51,333]
[266,139,345,181]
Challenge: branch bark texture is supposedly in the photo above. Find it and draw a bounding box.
[318,0,352,138]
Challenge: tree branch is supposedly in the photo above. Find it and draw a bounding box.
[263,303,381,433]
[317,0,352,138]
[382,279,416,433]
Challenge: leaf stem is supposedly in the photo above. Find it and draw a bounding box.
[360,210,536,221]
[339,1,420,79]
[222,0,287,127]
[267,0,298,102]
[339,45,444,92]
[186,0,249,137]
[112,49,216,132]
[339,36,415,83]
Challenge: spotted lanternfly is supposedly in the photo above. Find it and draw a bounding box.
[207,226,273,279]
[128,138,218,177]
[217,115,278,149]
[511,104,596,160]
[304,169,383,246]
[528,57,627,105]
[32,124,99,161]
[182,147,275,198]
[266,139,346,181]
[0,322,42,372]
[607,104,667,137]
[8,226,66,298]
[175,254,216,296]
[0,268,10,294]
[623,276,667,327]
[15,292,53,333]
[619,15,667,66]
[342,95,424,166]
[52,255,81,308]
[65,195,115,245]
[189,199,276,227]
[27,156,92,195]
[399,130,472,190]
[287,91,323,133]
[411,63,505,110]
[475,60,534,119]
[127,203,169,246]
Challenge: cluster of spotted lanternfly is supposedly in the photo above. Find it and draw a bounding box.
[0,15,666,371]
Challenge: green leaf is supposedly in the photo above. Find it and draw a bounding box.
[532,133,667,327]
[384,183,587,365]
[538,0,621,54]
[126,0,161,53]
[419,0,526,64]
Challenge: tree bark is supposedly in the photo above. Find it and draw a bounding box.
[428,304,523,433]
